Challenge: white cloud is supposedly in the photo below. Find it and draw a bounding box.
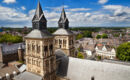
[0,4,130,27]
[3,0,16,4]
[103,5,130,16]
[67,8,91,12]
[47,6,91,12]
[0,5,32,27]
[21,6,26,10]
[98,0,108,4]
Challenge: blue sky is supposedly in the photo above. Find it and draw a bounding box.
[0,0,130,27]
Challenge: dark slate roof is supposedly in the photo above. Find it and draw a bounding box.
[66,57,130,80]
[14,71,42,80]
[25,29,53,39]
[55,49,66,59]
[53,28,73,35]
[58,8,69,24]
[32,1,46,22]
[1,43,25,55]
[55,49,69,77]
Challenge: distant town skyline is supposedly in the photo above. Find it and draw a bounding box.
[0,0,130,27]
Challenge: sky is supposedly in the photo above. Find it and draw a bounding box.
[0,0,130,27]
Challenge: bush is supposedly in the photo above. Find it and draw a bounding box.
[116,42,130,61]
[77,52,84,59]
[97,56,101,60]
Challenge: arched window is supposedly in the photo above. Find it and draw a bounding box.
[37,45,40,53]
[59,39,62,44]
[32,44,35,52]
[28,44,30,51]
[44,46,48,57]
[63,40,66,47]
[49,44,53,55]
[72,40,73,45]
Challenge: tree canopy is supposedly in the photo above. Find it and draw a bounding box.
[116,42,130,61]
[96,34,108,39]
[83,31,92,38]
[102,33,108,38]
[76,34,83,40]
[0,34,23,43]
[96,34,102,39]
[76,30,92,40]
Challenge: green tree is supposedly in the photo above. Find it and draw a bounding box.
[77,52,84,59]
[102,33,108,38]
[76,34,83,40]
[83,31,92,38]
[116,42,130,61]
[0,34,23,43]
[96,35,102,39]
[113,34,119,37]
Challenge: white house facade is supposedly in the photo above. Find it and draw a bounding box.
[95,45,116,59]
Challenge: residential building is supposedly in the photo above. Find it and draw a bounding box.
[95,44,116,59]
[0,43,25,63]
[83,44,95,57]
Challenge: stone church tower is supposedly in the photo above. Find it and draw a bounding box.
[25,1,56,80]
[53,8,76,57]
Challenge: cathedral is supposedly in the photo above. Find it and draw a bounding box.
[23,1,75,80]
[14,1,130,80]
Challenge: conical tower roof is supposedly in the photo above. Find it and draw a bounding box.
[32,1,46,22]
[58,8,69,23]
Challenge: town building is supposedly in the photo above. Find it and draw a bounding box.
[83,44,95,57]
[0,43,25,63]
[95,44,116,59]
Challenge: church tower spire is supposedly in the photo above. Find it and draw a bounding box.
[32,1,47,30]
[58,8,69,29]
